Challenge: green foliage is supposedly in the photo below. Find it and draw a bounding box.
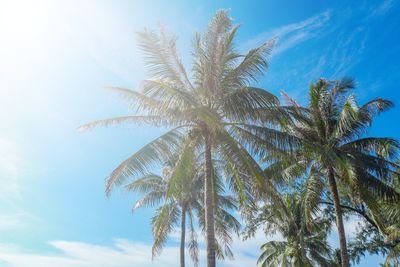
[80,10,284,266]
[124,149,242,265]
[261,77,400,266]
[79,8,400,267]
[347,168,400,266]
[249,193,335,267]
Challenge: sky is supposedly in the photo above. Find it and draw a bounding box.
[0,0,399,266]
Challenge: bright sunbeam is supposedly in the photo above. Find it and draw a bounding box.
[0,0,55,61]
[0,0,75,124]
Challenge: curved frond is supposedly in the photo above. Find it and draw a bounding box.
[106,127,185,194]
[221,87,279,122]
[223,39,274,89]
[151,202,180,258]
[187,210,199,267]
[77,115,171,131]
[137,27,193,90]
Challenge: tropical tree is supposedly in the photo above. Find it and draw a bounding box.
[382,209,400,266]
[263,78,400,267]
[381,165,400,266]
[126,164,200,267]
[246,193,334,267]
[308,162,400,266]
[348,219,400,267]
[125,151,241,267]
[347,168,400,267]
[78,10,283,267]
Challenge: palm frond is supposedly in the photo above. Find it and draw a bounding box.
[187,210,199,267]
[223,39,274,89]
[221,87,279,122]
[105,127,185,194]
[77,115,170,131]
[136,28,193,90]
[151,202,180,258]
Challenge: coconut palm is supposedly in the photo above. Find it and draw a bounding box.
[347,218,400,267]
[383,225,400,267]
[126,166,200,267]
[126,152,241,267]
[253,193,333,267]
[264,78,400,267]
[346,192,400,266]
[320,163,400,266]
[196,159,242,261]
[78,10,284,267]
[369,169,400,267]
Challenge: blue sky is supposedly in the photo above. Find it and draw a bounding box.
[0,0,399,266]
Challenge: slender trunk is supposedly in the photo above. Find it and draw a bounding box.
[204,133,216,267]
[180,206,186,267]
[299,219,307,262]
[327,167,350,267]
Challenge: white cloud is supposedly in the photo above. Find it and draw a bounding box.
[243,10,331,56]
[0,137,40,232]
[0,137,21,197]
[329,215,363,248]
[371,0,395,16]
[0,137,20,186]
[0,212,39,231]
[0,239,195,267]
[343,217,363,238]
[0,229,279,267]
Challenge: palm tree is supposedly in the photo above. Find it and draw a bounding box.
[125,152,241,267]
[383,220,400,266]
[321,162,400,266]
[126,166,200,267]
[78,10,283,267]
[196,159,242,261]
[251,193,334,267]
[265,78,400,267]
[345,193,400,266]
[370,169,400,266]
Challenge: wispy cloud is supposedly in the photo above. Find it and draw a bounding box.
[243,10,331,56]
[371,0,395,16]
[0,137,21,199]
[254,4,390,103]
[0,137,20,185]
[0,137,40,232]
[328,215,363,249]
[0,229,277,267]
[0,239,203,267]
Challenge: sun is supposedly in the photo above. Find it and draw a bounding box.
[0,0,51,52]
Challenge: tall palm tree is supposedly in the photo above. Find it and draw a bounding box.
[126,167,200,267]
[196,159,242,262]
[251,193,334,267]
[321,161,400,266]
[371,168,400,266]
[382,211,400,266]
[346,189,400,266]
[264,78,400,267]
[79,10,283,266]
[125,152,241,267]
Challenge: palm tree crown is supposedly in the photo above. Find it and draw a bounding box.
[253,193,333,267]
[265,78,400,267]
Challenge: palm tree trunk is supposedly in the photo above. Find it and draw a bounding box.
[204,133,216,267]
[180,206,186,267]
[327,167,350,267]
